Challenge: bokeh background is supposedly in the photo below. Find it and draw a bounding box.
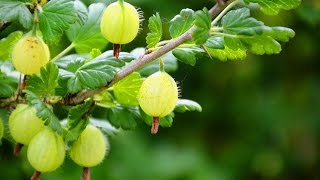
[1,0,320,179]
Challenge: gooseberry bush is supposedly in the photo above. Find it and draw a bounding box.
[0,0,300,179]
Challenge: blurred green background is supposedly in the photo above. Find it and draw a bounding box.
[1,0,320,179]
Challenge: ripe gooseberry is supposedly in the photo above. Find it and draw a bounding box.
[138,71,178,134]
[9,104,45,145]
[100,0,140,57]
[11,33,50,75]
[27,128,65,178]
[69,125,108,180]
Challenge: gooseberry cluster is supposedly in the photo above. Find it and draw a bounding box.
[7,104,109,179]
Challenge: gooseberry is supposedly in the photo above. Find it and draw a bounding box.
[138,71,178,133]
[9,104,45,145]
[100,1,140,45]
[11,33,50,75]
[69,124,108,167]
[27,128,65,173]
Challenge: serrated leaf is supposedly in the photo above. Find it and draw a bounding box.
[169,8,195,38]
[175,99,202,113]
[244,0,301,15]
[221,8,265,35]
[204,45,247,61]
[204,36,224,49]
[172,47,204,66]
[146,13,162,48]
[0,72,18,98]
[64,117,89,143]
[25,90,63,134]
[68,100,93,129]
[192,8,211,45]
[26,62,59,96]
[0,31,23,61]
[217,8,295,55]
[94,90,115,108]
[106,106,140,130]
[39,0,77,43]
[0,1,33,29]
[113,72,144,106]
[66,3,107,53]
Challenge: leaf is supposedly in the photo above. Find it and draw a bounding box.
[68,100,93,129]
[192,8,211,45]
[94,91,115,108]
[106,106,141,130]
[172,47,204,66]
[221,8,265,36]
[146,13,162,48]
[25,90,63,134]
[169,8,195,38]
[204,45,247,61]
[26,62,59,96]
[0,0,33,29]
[217,8,295,55]
[64,100,93,142]
[90,118,118,135]
[0,73,18,98]
[0,31,23,61]
[56,52,134,94]
[113,72,144,106]
[175,99,202,113]
[39,0,78,43]
[66,3,107,53]
[244,0,301,15]
[204,36,224,49]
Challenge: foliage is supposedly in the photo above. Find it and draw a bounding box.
[0,0,305,179]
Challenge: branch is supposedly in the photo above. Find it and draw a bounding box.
[59,0,234,105]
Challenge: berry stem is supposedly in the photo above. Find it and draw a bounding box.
[151,117,160,134]
[31,171,41,180]
[82,167,90,180]
[13,143,24,156]
[113,44,121,59]
[159,58,164,72]
[51,43,75,62]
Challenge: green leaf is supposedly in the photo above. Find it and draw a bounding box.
[172,47,204,66]
[67,100,93,129]
[192,8,211,45]
[204,45,247,61]
[221,8,265,35]
[0,0,33,29]
[217,8,295,55]
[25,90,63,134]
[90,118,118,135]
[175,99,202,113]
[39,0,77,43]
[146,13,162,48]
[113,72,144,106]
[56,51,135,94]
[0,31,23,61]
[106,106,140,130]
[204,36,224,49]
[244,0,301,15]
[64,100,93,142]
[26,62,59,96]
[66,3,107,53]
[0,73,18,98]
[94,90,115,108]
[169,8,195,38]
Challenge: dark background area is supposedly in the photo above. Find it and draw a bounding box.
[1,0,320,179]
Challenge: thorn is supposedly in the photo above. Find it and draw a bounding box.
[151,117,160,134]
